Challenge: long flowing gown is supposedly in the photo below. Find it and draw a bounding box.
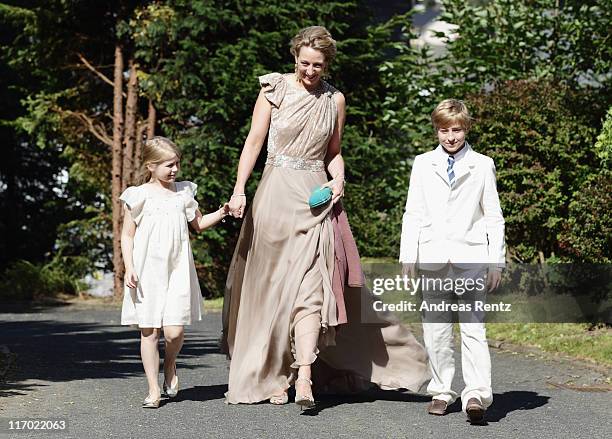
[222,72,429,404]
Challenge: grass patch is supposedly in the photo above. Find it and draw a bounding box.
[204,297,224,311]
[486,323,612,366]
[361,257,397,264]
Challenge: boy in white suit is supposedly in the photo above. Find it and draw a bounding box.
[400,99,506,424]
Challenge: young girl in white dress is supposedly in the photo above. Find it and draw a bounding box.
[120,136,229,408]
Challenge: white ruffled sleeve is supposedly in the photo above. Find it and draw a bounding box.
[119,186,146,225]
[259,72,287,107]
[182,181,199,222]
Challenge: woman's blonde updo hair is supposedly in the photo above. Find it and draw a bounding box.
[290,26,337,71]
[138,136,181,184]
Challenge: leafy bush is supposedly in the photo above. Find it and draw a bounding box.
[467,80,601,262]
[0,259,83,300]
[440,0,612,93]
[54,213,113,275]
[594,108,612,168]
[557,172,611,263]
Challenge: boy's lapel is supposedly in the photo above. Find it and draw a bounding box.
[453,162,475,183]
[453,145,476,184]
[431,158,450,186]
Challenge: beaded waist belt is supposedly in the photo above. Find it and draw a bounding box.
[265,153,325,172]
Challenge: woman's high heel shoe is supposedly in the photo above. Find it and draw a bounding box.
[294,377,315,409]
[162,366,179,398]
[142,393,161,409]
[269,390,289,405]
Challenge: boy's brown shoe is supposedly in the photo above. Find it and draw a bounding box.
[466,398,486,424]
[427,399,448,415]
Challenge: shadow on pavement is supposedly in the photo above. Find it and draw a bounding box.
[442,390,550,425]
[300,388,431,416]
[485,391,550,422]
[301,389,549,419]
[0,382,48,399]
[0,319,220,398]
[1,300,73,314]
[161,384,228,405]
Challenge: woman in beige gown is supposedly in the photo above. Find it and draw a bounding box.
[222,26,429,405]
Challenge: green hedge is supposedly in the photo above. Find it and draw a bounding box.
[467,80,603,262]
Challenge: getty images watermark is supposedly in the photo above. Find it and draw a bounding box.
[371,274,512,313]
[359,263,611,324]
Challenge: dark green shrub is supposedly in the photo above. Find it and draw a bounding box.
[0,258,83,301]
[557,171,611,262]
[467,80,601,262]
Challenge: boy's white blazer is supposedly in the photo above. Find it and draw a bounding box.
[399,143,506,270]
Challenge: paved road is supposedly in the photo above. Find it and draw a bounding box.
[0,303,610,439]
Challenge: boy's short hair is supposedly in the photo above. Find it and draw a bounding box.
[431,99,473,131]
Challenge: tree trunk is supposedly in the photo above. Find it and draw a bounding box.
[112,44,125,298]
[146,98,156,139]
[122,59,138,190]
[134,121,146,181]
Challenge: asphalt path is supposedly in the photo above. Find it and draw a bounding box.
[0,303,609,439]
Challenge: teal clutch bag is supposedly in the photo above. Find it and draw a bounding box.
[309,186,333,208]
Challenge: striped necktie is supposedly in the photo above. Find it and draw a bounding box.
[447,155,455,185]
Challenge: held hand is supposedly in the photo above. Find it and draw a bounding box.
[402,263,416,279]
[217,202,231,223]
[487,270,502,292]
[221,202,231,216]
[229,194,246,218]
[124,268,139,289]
[322,178,345,204]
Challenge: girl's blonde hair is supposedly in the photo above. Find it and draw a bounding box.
[431,99,473,132]
[137,136,181,184]
[290,26,337,71]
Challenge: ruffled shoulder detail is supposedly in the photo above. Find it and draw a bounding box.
[178,180,197,197]
[119,186,146,224]
[259,72,287,107]
[177,181,199,222]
